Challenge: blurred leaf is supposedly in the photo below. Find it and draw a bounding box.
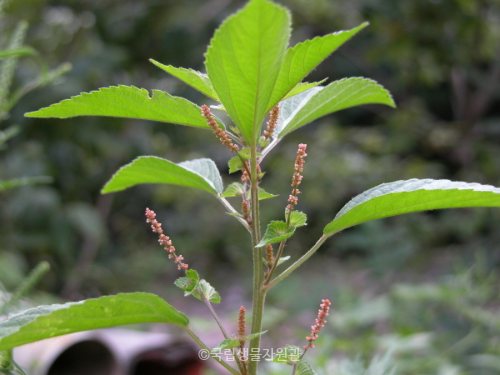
[324,179,500,235]
[213,338,239,350]
[295,360,317,375]
[0,176,52,191]
[0,293,189,351]
[283,79,327,100]
[289,210,307,227]
[149,59,219,101]
[0,47,35,59]
[205,0,291,144]
[102,156,223,195]
[0,125,20,147]
[25,85,211,129]
[270,344,302,364]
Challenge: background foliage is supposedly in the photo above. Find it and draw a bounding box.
[1,0,500,373]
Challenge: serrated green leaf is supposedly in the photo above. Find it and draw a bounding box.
[0,176,52,191]
[324,179,500,235]
[278,78,395,138]
[192,280,221,304]
[221,182,245,198]
[228,156,245,174]
[0,293,188,351]
[296,360,317,375]
[213,338,240,350]
[257,221,296,247]
[271,345,302,364]
[205,0,291,144]
[245,187,278,201]
[25,85,210,129]
[149,59,219,101]
[270,23,368,105]
[283,80,327,100]
[101,156,223,195]
[289,211,307,227]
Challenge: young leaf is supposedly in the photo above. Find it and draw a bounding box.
[245,187,278,201]
[324,179,500,235]
[205,0,291,144]
[295,360,318,375]
[289,211,307,227]
[271,345,302,364]
[243,330,268,341]
[149,59,219,101]
[0,293,189,351]
[213,338,240,350]
[101,156,223,195]
[257,221,296,247]
[25,85,211,129]
[283,79,327,100]
[192,279,221,304]
[221,182,245,198]
[175,269,200,297]
[269,23,368,105]
[278,78,395,138]
[228,156,245,174]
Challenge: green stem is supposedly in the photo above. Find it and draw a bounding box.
[265,234,329,291]
[185,327,240,375]
[248,145,265,375]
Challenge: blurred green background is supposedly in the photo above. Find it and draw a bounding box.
[1,0,500,374]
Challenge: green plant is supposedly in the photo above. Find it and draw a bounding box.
[1,1,500,374]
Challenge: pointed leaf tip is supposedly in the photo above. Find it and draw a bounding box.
[205,0,291,144]
[324,179,500,235]
[25,85,210,129]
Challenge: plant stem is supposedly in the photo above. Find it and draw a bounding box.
[202,297,247,374]
[203,297,230,339]
[185,327,240,375]
[248,145,265,375]
[265,234,329,291]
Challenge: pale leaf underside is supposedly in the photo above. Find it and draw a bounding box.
[324,179,500,235]
[102,156,223,195]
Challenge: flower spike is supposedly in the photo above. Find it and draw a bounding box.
[286,144,307,214]
[201,105,239,152]
[304,299,331,349]
[145,208,188,270]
